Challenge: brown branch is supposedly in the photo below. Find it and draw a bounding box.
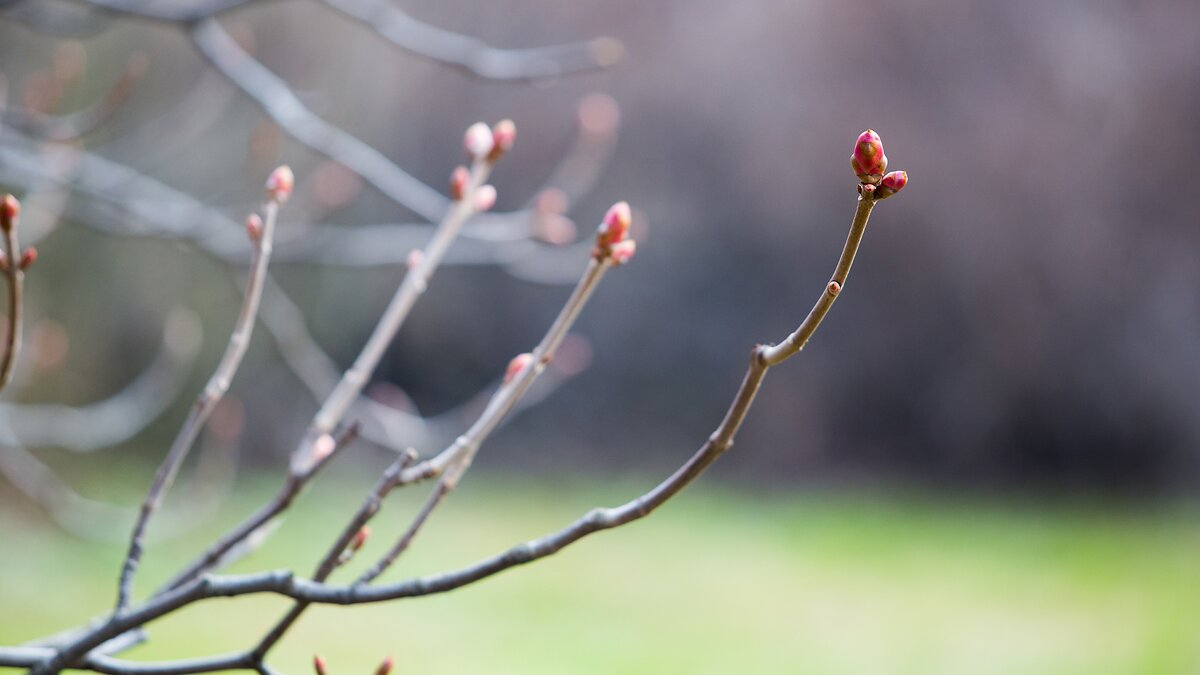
[15,140,905,675]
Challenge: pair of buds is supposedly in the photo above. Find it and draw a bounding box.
[0,195,36,272]
[851,129,907,198]
[448,119,518,211]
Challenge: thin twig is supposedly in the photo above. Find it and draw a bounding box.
[0,196,26,392]
[251,451,416,660]
[288,157,491,475]
[358,256,612,584]
[114,195,282,610]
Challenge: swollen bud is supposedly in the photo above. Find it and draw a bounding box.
[374,656,394,675]
[1,195,18,231]
[312,433,336,462]
[596,201,631,247]
[464,122,494,160]
[245,214,263,242]
[504,352,534,385]
[313,655,328,675]
[877,170,908,198]
[265,165,294,203]
[851,129,886,184]
[610,239,637,265]
[449,165,469,201]
[19,247,36,271]
[488,119,516,162]
[350,525,371,553]
[473,184,497,212]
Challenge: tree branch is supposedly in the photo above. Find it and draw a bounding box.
[0,195,28,392]
[322,0,622,81]
[114,184,285,610]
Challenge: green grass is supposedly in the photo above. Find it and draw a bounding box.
[2,473,1199,674]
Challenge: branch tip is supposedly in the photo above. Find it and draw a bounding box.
[265,165,294,204]
[463,122,494,161]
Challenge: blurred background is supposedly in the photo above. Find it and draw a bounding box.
[1,0,1198,673]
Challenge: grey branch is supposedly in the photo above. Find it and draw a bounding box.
[323,0,622,81]
[190,18,448,221]
[114,192,283,610]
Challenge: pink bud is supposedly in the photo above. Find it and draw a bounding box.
[464,122,494,160]
[489,119,516,161]
[374,656,394,675]
[504,352,534,385]
[473,184,497,212]
[350,525,371,552]
[265,165,294,203]
[1,194,18,231]
[312,433,336,462]
[313,655,328,675]
[407,248,424,269]
[596,201,631,247]
[449,165,469,201]
[877,170,908,198]
[610,239,637,265]
[19,247,36,271]
[245,214,263,242]
[851,129,886,184]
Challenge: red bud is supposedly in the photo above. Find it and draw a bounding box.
[1,195,18,231]
[596,201,631,247]
[313,655,328,675]
[851,130,886,184]
[374,656,394,675]
[877,170,908,198]
[19,247,37,271]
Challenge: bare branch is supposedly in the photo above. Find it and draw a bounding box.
[67,0,256,22]
[190,18,448,221]
[0,194,30,392]
[115,182,286,610]
[359,253,615,583]
[22,171,902,675]
[323,0,622,81]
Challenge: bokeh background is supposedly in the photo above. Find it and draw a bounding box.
[1,1,1199,673]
